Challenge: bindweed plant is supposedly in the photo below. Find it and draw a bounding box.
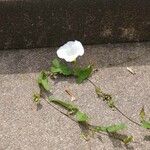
[33,40,149,147]
[50,58,93,84]
[88,79,150,129]
[50,40,93,84]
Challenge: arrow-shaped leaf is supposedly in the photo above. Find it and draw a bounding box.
[93,123,127,133]
[141,120,150,129]
[95,87,103,97]
[95,87,115,108]
[106,123,127,133]
[139,107,150,129]
[139,106,145,121]
[49,97,79,113]
[75,111,89,122]
[50,58,72,76]
[74,65,93,84]
[123,136,133,144]
[33,93,41,104]
[37,71,50,91]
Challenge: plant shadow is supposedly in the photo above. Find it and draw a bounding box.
[0,42,150,74]
[78,123,135,150]
[78,122,93,141]
[35,86,53,111]
[107,132,134,150]
[36,103,43,111]
[144,135,150,141]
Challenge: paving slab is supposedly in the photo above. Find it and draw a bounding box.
[0,42,150,150]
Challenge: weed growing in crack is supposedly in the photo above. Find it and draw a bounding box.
[32,41,150,148]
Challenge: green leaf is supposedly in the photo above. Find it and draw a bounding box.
[95,87,115,108]
[94,123,127,133]
[141,120,150,129]
[37,71,50,91]
[93,126,108,132]
[139,107,150,129]
[139,106,145,121]
[33,93,41,104]
[49,97,78,113]
[107,99,115,108]
[95,87,103,97]
[49,97,90,122]
[75,111,89,122]
[50,58,72,76]
[123,136,133,144]
[74,65,93,84]
[106,123,127,133]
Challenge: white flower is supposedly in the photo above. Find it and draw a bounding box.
[57,40,84,62]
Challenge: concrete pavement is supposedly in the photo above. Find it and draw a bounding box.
[0,42,150,150]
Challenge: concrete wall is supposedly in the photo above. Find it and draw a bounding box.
[0,0,150,50]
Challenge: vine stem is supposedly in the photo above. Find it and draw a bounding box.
[87,78,98,88]
[41,94,128,143]
[114,106,141,127]
[43,97,77,123]
[87,78,141,127]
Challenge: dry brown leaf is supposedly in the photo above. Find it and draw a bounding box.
[65,89,76,101]
[127,67,136,75]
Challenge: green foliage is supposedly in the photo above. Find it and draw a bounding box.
[73,65,93,84]
[33,55,142,144]
[49,97,78,113]
[139,106,145,121]
[93,123,127,133]
[95,87,115,108]
[106,123,127,133]
[50,58,93,84]
[49,97,89,123]
[95,87,103,97]
[37,71,50,91]
[93,126,108,132]
[75,111,89,122]
[50,59,72,76]
[139,107,150,129]
[33,93,41,104]
[123,136,133,144]
[141,120,150,129]
[107,99,115,108]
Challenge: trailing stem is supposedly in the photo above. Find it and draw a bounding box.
[87,79,141,127]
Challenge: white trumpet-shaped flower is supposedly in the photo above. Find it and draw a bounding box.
[57,40,84,62]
